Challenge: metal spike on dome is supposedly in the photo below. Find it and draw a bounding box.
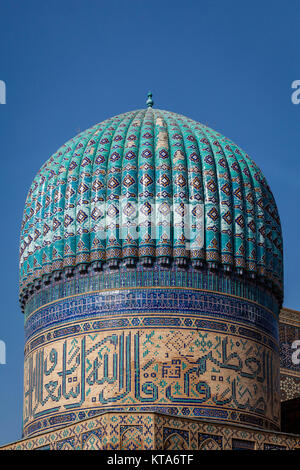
[146,91,154,108]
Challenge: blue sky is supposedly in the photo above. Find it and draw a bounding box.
[0,0,299,445]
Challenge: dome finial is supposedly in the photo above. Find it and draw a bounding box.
[146,91,154,108]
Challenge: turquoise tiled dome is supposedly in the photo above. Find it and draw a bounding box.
[19,107,283,304]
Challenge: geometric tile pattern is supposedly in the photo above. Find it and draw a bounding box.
[23,263,279,321]
[1,412,300,450]
[120,426,143,450]
[19,107,283,306]
[164,433,188,450]
[280,374,300,401]
[279,308,300,401]
[82,428,102,450]
[24,285,279,342]
[198,433,222,450]
[163,427,189,450]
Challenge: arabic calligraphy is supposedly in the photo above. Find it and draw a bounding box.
[23,329,280,428]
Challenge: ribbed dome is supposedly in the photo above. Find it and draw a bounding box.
[19,108,283,304]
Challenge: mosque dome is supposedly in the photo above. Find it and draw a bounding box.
[19,103,283,309]
[20,99,284,436]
